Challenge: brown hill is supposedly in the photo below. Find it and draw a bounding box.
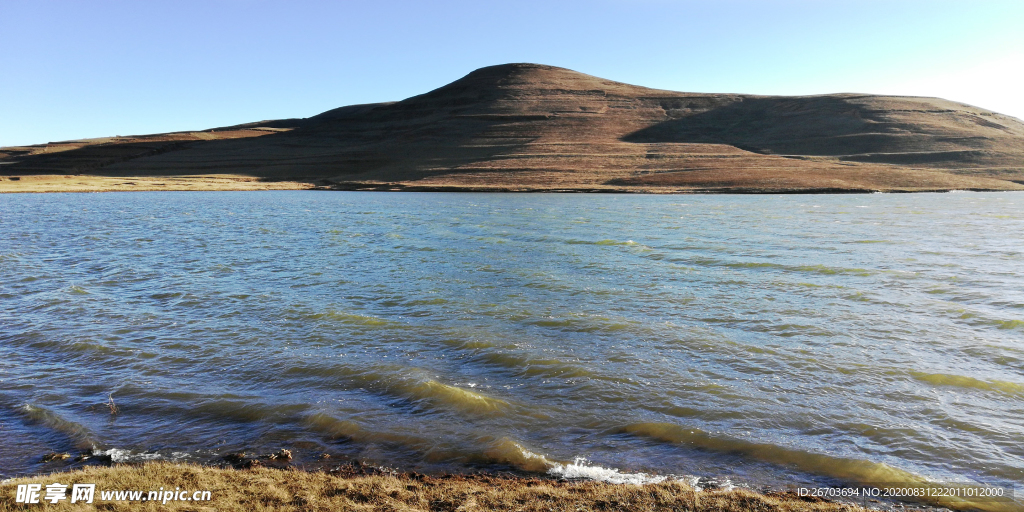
[3,63,1024,193]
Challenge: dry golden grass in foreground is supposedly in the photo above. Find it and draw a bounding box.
[0,463,874,512]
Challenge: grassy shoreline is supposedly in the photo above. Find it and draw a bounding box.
[0,174,318,194]
[0,462,875,512]
[3,174,1023,194]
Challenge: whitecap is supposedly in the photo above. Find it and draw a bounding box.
[547,457,667,485]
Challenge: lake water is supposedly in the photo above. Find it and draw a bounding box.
[1,191,1022,509]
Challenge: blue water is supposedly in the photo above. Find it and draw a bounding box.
[1,191,1022,508]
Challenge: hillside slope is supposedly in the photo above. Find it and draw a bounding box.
[3,63,1023,192]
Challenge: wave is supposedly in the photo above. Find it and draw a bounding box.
[910,372,1024,396]
[17,404,97,449]
[481,438,673,484]
[651,255,877,277]
[470,351,607,381]
[186,399,311,424]
[302,416,671,484]
[564,239,639,247]
[285,363,514,416]
[479,437,555,473]
[946,307,1024,332]
[306,310,396,327]
[400,379,511,415]
[304,413,430,450]
[619,422,1018,512]
[524,315,633,333]
[548,458,668,485]
[303,417,548,471]
[996,319,1024,330]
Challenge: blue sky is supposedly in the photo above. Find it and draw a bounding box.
[2,0,1022,147]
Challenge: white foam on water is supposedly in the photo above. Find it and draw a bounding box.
[547,457,667,485]
[93,448,190,464]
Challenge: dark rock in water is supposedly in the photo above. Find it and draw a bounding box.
[41,452,70,462]
[91,451,113,464]
[223,452,248,464]
[223,451,273,469]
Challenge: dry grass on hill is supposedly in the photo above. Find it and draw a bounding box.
[4,63,1023,194]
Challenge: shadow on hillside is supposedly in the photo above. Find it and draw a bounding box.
[0,131,337,183]
[621,95,950,158]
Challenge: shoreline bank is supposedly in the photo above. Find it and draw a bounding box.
[4,451,1017,512]
[1,174,1022,194]
[0,462,877,512]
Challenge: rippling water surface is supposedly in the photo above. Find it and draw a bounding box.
[2,191,1022,507]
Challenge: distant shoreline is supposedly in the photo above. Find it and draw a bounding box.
[1,174,1020,195]
[0,175,318,194]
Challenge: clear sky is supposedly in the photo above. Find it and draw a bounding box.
[2,0,1022,147]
